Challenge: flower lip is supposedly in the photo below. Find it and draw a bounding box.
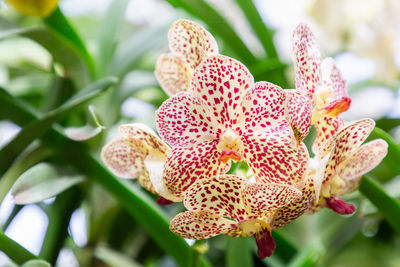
[216,129,244,163]
[323,96,351,117]
[326,197,355,215]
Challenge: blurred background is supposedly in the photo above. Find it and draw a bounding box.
[0,0,400,266]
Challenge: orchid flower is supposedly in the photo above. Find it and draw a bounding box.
[169,175,302,259]
[292,23,353,156]
[308,118,388,214]
[155,55,311,202]
[101,123,176,201]
[155,19,219,96]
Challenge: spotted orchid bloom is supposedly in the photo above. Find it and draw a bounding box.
[308,118,388,214]
[169,175,303,259]
[101,123,177,201]
[292,24,352,155]
[155,54,311,202]
[155,19,219,96]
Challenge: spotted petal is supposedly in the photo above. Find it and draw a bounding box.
[339,139,388,181]
[191,55,254,129]
[184,175,247,221]
[242,133,309,185]
[312,115,344,157]
[119,123,169,155]
[270,175,315,229]
[238,82,288,134]
[292,23,321,100]
[155,53,192,96]
[155,92,220,147]
[319,58,351,116]
[323,118,375,183]
[170,210,236,240]
[168,19,218,70]
[163,141,229,201]
[243,183,302,218]
[285,89,312,144]
[101,138,146,179]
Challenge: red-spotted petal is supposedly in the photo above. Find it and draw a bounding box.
[292,23,321,100]
[320,58,351,116]
[285,89,312,144]
[242,133,309,185]
[155,53,192,96]
[168,19,218,70]
[101,138,158,193]
[163,140,229,200]
[119,123,169,154]
[339,139,388,181]
[323,118,375,183]
[312,115,344,157]
[243,183,302,218]
[238,82,288,134]
[101,138,147,179]
[169,210,236,240]
[184,175,247,221]
[190,55,254,129]
[155,92,220,147]
[270,175,315,229]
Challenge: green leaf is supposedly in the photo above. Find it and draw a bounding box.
[21,260,51,267]
[96,0,130,77]
[0,77,117,176]
[111,25,168,77]
[0,231,38,265]
[94,246,141,267]
[368,127,400,178]
[164,0,257,65]
[226,237,254,267]
[44,8,95,76]
[11,163,85,204]
[359,175,400,235]
[21,27,91,88]
[234,0,277,58]
[0,87,206,267]
[0,145,51,205]
[287,240,324,267]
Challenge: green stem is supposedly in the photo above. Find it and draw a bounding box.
[2,205,23,231]
[0,231,38,264]
[39,187,83,264]
[226,237,254,267]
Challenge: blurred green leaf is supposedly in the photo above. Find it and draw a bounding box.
[359,175,400,235]
[11,162,85,204]
[21,259,51,267]
[44,8,95,76]
[0,231,38,265]
[96,0,130,77]
[21,27,91,87]
[165,0,257,65]
[287,240,324,267]
[234,0,277,58]
[94,246,141,267]
[226,237,254,267]
[0,145,51,204]
[368,127,400,178]
[112,25,168,77]
[0,77,117,176]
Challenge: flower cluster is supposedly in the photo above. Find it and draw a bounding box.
[101,20,388,259]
